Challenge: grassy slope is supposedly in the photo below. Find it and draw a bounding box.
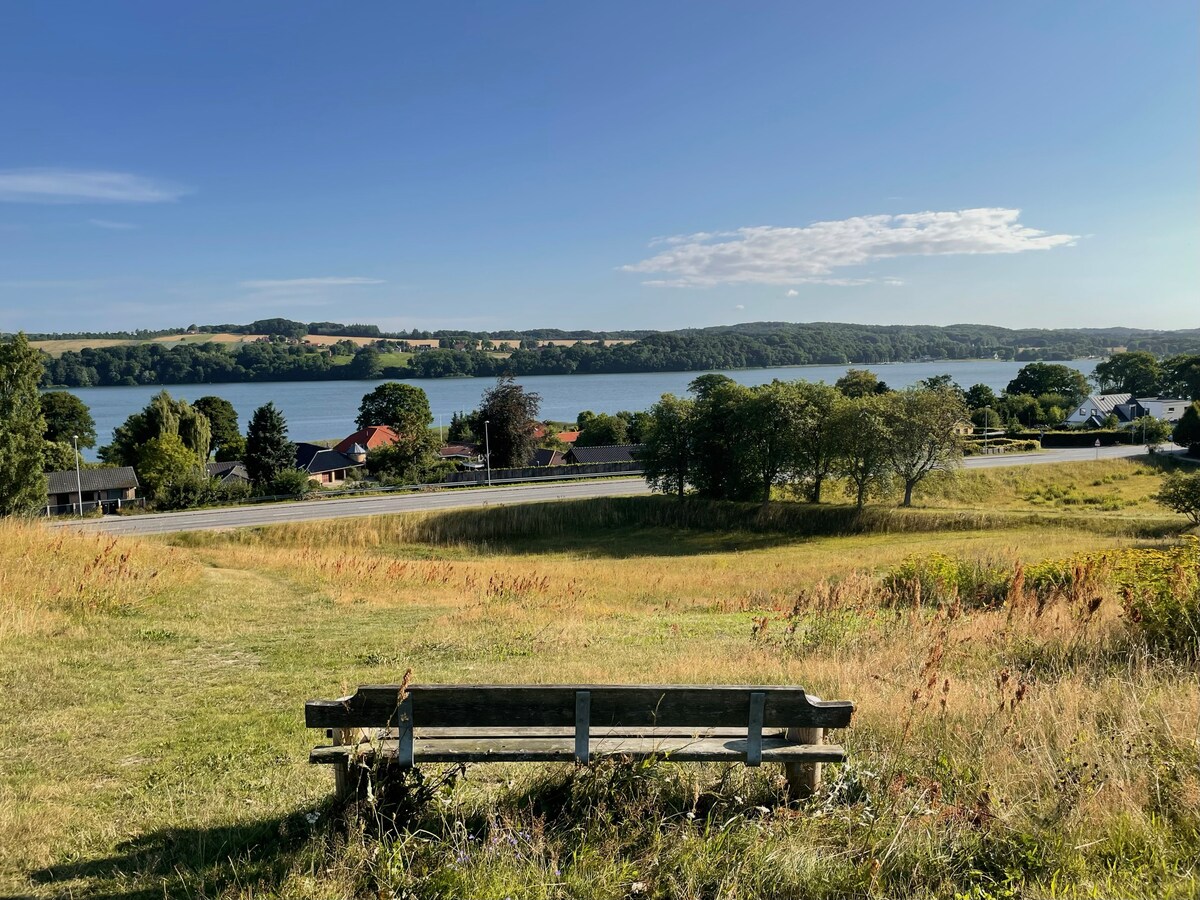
[2,461,1198,898]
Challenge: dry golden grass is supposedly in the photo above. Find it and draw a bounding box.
[0,519,198,640]
[4,496,1198,897]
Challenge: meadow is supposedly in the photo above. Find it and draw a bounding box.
[1,459,1198,899]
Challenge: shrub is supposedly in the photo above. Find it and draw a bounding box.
[884,552,1013,608]
[1155,471,1200,525]
[1027,539,1200,661]
[264,468,315,498]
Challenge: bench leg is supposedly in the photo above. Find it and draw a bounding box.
[783,726,823,799]
[332,727,362,803]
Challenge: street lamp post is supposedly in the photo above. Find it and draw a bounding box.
[73,434,83,515]
[484,420,492,487]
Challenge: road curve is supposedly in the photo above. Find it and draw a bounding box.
[52,478,654,536]
[53,445,1153,536]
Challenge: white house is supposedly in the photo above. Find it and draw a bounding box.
[1065,392,1191,428]
[1064,393,1132,427]
[1130,397,1191,423]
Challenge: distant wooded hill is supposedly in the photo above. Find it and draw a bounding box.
[20,320,1200,388]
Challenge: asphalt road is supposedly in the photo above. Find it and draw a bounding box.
[53,444,1155,536]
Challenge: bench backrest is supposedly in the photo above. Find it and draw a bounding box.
[306,684,854,730]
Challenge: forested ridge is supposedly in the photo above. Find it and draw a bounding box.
[27,320,1200,388]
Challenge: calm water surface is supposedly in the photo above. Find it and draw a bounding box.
[68,359,1096,460]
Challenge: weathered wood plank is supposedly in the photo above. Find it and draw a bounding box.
[746,692,765,767]
[575,691,590,764]
[408,726,788,739]
[306,684,855,730]
[310,735,848,765]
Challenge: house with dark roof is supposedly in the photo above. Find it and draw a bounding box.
[529,448,564,467]
[295,443,364,485]
[206,461,250,485]
[46,466,139,514]
[564,444,645,465]
[439,442,484,469]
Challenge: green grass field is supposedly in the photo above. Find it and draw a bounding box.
[2,460,1198,898]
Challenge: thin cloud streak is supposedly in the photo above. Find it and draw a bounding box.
[622,208,1078,288]
[0,168,191,203]
[239,276,386,290]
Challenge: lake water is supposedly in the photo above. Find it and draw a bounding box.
[67,358,1096,459]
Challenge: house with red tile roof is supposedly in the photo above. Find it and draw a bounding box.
[334,425,401,455]
[556,430,581,444]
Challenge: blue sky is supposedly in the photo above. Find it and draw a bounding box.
[1,2,1196,333]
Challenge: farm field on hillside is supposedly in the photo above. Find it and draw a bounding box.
[2,477,1198,899]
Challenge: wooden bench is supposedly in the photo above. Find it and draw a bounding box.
[306,683,854,802]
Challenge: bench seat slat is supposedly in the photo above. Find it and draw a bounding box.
[306,684,854,730]
[310,735,847,765]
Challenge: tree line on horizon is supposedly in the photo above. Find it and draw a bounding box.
[32,321,1200,389]
[5,327,1200,517]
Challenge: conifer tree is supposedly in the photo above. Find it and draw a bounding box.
[0,334,48,515]
[245,402,296,490]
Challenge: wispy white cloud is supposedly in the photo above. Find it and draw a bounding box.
[785,289,798,297]
[239,276,386,290]
[88,218,138,230]
[734,304,745,310]
[622,208,1078,288]
[0,168,191,204]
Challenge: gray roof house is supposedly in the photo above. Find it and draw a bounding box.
[564,444,645,465]
[1064,393,1133,428]
[206,461,250,484]
[295,443,363,484]
[46,466,140,514]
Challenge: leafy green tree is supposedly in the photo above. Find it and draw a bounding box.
[43,440,78,473]
[447,411,474,442]
[245,402,296,490]
[622,410,652,444]
[1154,471,1200,524]
[356,382,434,435]
[0,334,48,515]
[963,383,997,411]
[1163,354,1200,400]
[1172,402,1200,455]
[686,378,751,500]
[100,390,210,466]
[971,407,1001,429]
[467,375,541,469]
[835,368,889,398]
[787,381,841,503]
[882,387,969,507]
[575,413,629,447]
[833,394,892,508]
[1129,416,1173,448]
[138,433,202,501]
[349,346,384,379]
[998,393,1043,428]
[641,394,694,499]
[735,382,805,504]
[1005,363,1090,405]
[40,391,96,448]
[917,374,963,398]
[194,396,242,460]
[1093,351,1162,396]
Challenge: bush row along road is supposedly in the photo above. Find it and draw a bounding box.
[54,445,1153,536]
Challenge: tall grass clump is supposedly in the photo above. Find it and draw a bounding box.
[0,520,196,638]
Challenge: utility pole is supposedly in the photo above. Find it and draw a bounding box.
[484,419,492,487]
[73,434,83,515]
